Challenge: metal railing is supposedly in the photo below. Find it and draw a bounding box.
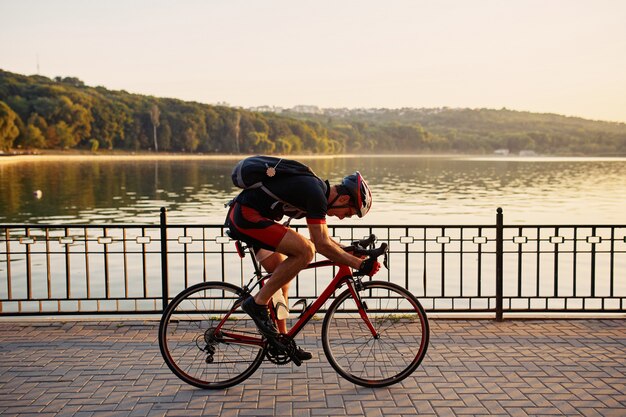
[1,208,624,318]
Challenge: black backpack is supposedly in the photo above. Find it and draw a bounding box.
[230,156,322,221]
[231,155,319,190]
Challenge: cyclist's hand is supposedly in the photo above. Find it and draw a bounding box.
[358,257,381,277]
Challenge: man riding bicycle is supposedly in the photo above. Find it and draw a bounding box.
[225,159,380,361]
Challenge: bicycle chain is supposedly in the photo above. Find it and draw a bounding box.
[198,326,299,366]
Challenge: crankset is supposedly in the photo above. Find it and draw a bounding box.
[265,334,299,366]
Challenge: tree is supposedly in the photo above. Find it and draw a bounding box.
[150,104,160,151]
[158,119,172,151]
[233,112,241,153]
[248,131,275,153]
[55,76,85,87]
[55,121,75,149]
[0,101,20,150]
[31,96,60,121]
[277,134,303,154]
[183,127,199,152]
[91,100,130,150]
[60,96,92,146]
[32,95,92,147]
[22,124,46,148]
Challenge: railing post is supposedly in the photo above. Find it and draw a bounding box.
[496,207,504,321]
[160,207,169,311]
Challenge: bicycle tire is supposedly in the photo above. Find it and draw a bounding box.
[159,281,266,389]
[322,281,429,388]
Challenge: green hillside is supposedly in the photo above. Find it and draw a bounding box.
[1,69,625,155]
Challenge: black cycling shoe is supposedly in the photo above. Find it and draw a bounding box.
[294,345,313,361]
[241,296,280,338]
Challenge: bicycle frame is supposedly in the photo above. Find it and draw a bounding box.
[159,236,427,389]
[214,257,378,348]
[285,261,378,340]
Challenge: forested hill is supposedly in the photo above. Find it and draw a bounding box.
[287,107,626,155]
[1,69,625,155]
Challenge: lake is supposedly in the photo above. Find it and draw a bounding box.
[2,154,625,314]
[1,155,625,226]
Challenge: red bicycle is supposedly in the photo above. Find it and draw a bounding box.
[159,234,429,389]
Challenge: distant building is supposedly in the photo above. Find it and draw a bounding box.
[249,105,282,113]
[292,105,322,114]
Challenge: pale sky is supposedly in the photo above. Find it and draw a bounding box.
[1,0,625,122]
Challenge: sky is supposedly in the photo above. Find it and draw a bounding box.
[1,0,625,123]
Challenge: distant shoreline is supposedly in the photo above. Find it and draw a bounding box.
[0,152,459,165]
[0,152,244,165]
[2,151,626,165]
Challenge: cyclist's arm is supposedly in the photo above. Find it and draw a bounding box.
[307,223,363,269]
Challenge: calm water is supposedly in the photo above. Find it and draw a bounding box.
[1,155,626,226]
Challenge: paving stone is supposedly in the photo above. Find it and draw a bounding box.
[0,319,624,416]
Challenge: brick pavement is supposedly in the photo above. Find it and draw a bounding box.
[0,319,624,417]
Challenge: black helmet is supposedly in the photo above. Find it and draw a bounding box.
[341,171,372,217]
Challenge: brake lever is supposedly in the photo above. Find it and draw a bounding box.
[383,244,389,269]
[352,234,377,250]
[359,243,389,263]
[375,243,389,269]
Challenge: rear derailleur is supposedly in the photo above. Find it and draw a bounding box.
[196,328,220,364]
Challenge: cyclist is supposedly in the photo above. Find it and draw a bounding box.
[225,166,380,361]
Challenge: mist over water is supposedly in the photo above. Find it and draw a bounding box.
[1,156,625,226]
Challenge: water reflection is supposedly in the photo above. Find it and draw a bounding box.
[1,156,625,225]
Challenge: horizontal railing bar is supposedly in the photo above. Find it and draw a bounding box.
[5,223,623,229]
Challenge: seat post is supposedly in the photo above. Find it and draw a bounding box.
[234,239,264,278]
[248,247,263,277]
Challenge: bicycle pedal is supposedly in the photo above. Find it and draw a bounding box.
[282,343,302,367]
[290,355,302,367]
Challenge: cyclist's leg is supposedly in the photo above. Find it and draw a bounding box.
[227,203,313,339]
[257,250,290,334]
[228,202,313,305]
[254,229,314,305]
[277,284,289,333]
[227,202,296,304]
[257,249,312,361]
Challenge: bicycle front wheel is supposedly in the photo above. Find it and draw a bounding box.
[322,281,429,388]
[159,282,266,389]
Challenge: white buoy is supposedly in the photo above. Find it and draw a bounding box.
[33,190,43,199]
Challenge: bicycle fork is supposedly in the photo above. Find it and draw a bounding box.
[346,279,380,339]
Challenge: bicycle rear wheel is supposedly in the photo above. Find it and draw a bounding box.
[159,282,266,389]
[322,281,429,388]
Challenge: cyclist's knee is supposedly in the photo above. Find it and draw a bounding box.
[292,240,315,268]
